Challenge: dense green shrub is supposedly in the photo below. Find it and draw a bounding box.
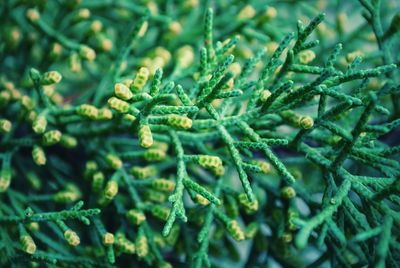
[0,0,399,267]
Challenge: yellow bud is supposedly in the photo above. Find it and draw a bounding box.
[99,38,113,52]
[135,235,148,258]
[198,155,223,169]
[0,91,11,106]
[151,205,170,221]
[75,8,90,21]
[115,233,136,254]
[108,97,130,113]
[91,171,104,193]
[26,9,40,23]
[153,141,169,151]
[238,193,259,214]
[21,95,35,110]
[105,154,122,170]
[130,165,157,179]
[212,165,225,177]
[114,83,133,101]
[90,20,103,34]
[194,194,210,206]
[130,67,149,92]
[281,186,296,199]
[146,1,158,15]
[41,71,62,85]
[53,190,80,203]
[5,26,21,48]
[259,90,272,102]
[138,21,148,37]
[25,111,36,124]
[42,130,62,146]
[228,62,242,77]
[76,104,99,119]
[126,209,146,225]
[104,180,118,200]
[60,134,78,148]
[97,36,113,52]
[154,47,171,63]
[299,116,314,129]
[32,145,46,166]
[237,5,256,21]
[298,50,316,64]
[9,88,21,101]
[20,235,37,254]
[139,125,153,148]
[346,50,363,63]
[26,172,41,190]
[3,81,15,90]
[167,114,192,129]
[264,6,277,20]
[281,232,293,243]
[281,110,312,129]
[102,233,115,245]
[227,220,245,241]
[79,45,96,61]
[144,149,166,161]
[49,42,63,58]
[97,108,113,120]
[64,229,80,246]
[0,169,12,192]
[176,45,194,68]
[168,21,182,35]
[144,189,167,203]
[0,119,12,133]
[152,178,175,192]
[84,160,98,179]
[26,222,40,232]
[43,85,56,97]
[69,52,82,72]
[32,115,47,134]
